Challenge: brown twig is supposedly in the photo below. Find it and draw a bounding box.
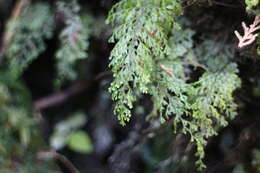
[33,80,88,111]
[109,117,174,173]
[0,0,28,62]
[141,116,174,135]
[33,71,111,111]
[182,0,199,9]
[234,15,260,48]
[160,64,174,78]
[212,1,241,8]
[208,0,213,6]
[37,151,80,173]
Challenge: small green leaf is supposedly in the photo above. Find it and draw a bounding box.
[50,111,87,150]
[20,127,30,146]
[67,130,93,153]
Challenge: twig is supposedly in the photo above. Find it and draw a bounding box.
[212,1,241,8]
[0,0,28,62]
[34,80,88,111]
[155,156,174,173]
[33,71,111,111]
[234,15,260,48]
[208,0,213,6]
[141,116,174,136]
[160,64,174,78]
[182,0,199,9]
[109,118,173,173]
[38,151,80,173]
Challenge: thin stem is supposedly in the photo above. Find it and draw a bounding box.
[38,151,80,173]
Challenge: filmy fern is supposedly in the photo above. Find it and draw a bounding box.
[0,72,56,173]
[0,78,32,151]
[169,39,240,169]
[6,3,54,77]
[55,0,91,86]
[107,0,241,169]
[107,0,182,125]
[148,30,193,122]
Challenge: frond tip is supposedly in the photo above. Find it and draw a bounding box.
[234,15,260,48]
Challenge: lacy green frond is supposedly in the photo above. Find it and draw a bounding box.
[245,0,259,10]
[107,0,182,125]
[6,3,54,77]
[139,33,241,170]
[190,65,240,169]
[0,72,57,172]
[180,41,241,170]
[149,74,191,123]
[168,28,195,59]
[0,73,33,150]
[108,1,241,169]
[55,0,92,86]
[140,28,195,126]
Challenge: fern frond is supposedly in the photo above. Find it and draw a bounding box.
[182,41,241,170]
[55,0,92,86]
[6,3,54,77]
[0,73,33,152]
[108,1,241,169]
[190,64,240,169]
[107,0,182,125]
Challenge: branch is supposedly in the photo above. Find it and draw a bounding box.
[0,0,29,62]
[34,80,88,111]
[33,71,111,111]
[212,1,241,8]
[234,15,260,48]
[109,117,173,173]
[38,151,80,173]
[160,64,174,78]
